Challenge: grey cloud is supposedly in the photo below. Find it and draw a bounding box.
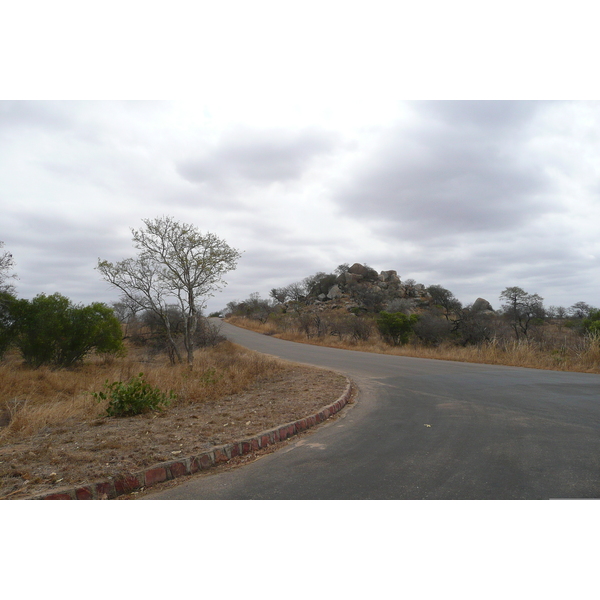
[176,128,338,185]
[4,211,133,302]
[383,229,599,309]
[215,247,334,307]
[0,100,74,133]
[414,100,552,134]
[336,102,556,239]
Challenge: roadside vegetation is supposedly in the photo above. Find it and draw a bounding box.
[1,235,347,499]
[0,223,267,447]
[223,263,600,374]
[0,331,286,446]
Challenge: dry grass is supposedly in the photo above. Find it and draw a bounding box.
[0,340,348,499]
[228,316,600,374]
[0,340,286,445]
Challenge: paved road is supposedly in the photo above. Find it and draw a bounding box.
[144,321,600,499]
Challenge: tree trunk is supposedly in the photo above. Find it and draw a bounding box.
[163,314,182,364]
[183,308,198,369]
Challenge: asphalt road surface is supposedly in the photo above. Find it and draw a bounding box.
[144,321,600,499]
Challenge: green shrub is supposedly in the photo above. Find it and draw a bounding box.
[583,310,600,335]
[376,311,419,346]
[93,372,175,417]
[9,293,125,368]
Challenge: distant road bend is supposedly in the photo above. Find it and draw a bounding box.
[144,320,600,500]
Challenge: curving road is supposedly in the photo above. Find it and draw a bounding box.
[144,321,600,499]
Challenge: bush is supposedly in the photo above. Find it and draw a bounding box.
[583,309,600,335]
[11,293,125,368]
[327,313,375,342]
[93,372,175,417]
[194,317,227,347]
[453,306,495,345]
[377,311,419,345]
[413,310,454,346]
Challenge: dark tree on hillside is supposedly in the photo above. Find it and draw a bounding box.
[350,286,386,313]
[335,263,350,275]
[270,287,289,303]
[303,272,337,297]
[403,279,418,298]
[285,281,309,303]
[452,304,495,345]
[426,285,462,321]
[499,287,544,340]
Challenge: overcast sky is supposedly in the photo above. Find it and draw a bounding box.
[1,4,599,316]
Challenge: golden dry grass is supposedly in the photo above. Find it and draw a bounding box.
[228,316,600,374]
[0,340,286,445]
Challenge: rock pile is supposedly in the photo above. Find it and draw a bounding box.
[275,262,494,316]
[309,263,431,312]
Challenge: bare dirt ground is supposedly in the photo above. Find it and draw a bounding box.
[0,364,348,500]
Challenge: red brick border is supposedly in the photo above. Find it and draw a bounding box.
[29,379,353,500]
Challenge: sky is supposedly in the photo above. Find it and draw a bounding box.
[1,4,599,320]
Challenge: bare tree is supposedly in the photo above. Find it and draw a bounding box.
[111,297,143,340]
[269,287,290,303]
[99,253,183,362]
[452,304,495,345]
[386,298,416,314]
[0,241,17,294]
[546,305,568,320]
[499,286,544,340]
[286,281,309,303]
[98,217,241,367]
[569,301,596,319]
[545,305,568,331]
[242,293,276,323]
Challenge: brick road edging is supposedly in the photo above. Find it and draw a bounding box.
[29,379,353,500]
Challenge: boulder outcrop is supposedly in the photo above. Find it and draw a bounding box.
[327,284,343,300]
[379,270,400,283]
[300,263,431,313]
[347,263,379,282]
[472,298,494,313]
[274,261,492,319]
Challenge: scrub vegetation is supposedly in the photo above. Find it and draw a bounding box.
[224,264,600,374]
[0,234,346,500]
[0,336,287,443]
[0,335,346,499]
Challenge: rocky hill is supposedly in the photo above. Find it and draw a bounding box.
[274,262,494,316]
[307,262,430,312]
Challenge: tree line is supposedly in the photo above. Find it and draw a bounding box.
[225,266,600,348]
